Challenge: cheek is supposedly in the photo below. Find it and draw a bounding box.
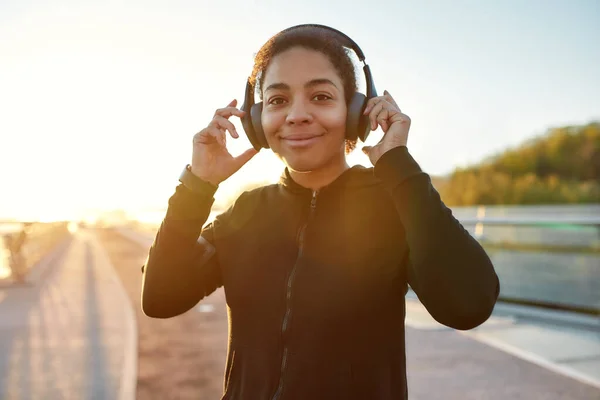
[323,107,347,134]
[261,111,283,137]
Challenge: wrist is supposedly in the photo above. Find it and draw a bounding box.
[381,143,407,155]
[189,166,221,187]
[370,144,407,166]
[180,165,219,193]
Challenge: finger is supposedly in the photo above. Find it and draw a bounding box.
[217,126,230,143]
[383,90,400,109]
[215,104,245,119]
[377,110,391,132]
[367,100,389,131]
[362,97,377,115]
[379,116,390,133]
[215,107,246,119]
[212,115,239,138]
[363,96,383,115]
[361,146,372,155]
[195,126,225,146]
[375,101,405,130]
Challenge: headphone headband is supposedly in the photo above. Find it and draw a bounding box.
[273,24,366,62]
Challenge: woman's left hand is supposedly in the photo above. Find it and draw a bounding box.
[361,90,411,165]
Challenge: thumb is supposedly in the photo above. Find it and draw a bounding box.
[233,147,259,168]
[361,146,372,155]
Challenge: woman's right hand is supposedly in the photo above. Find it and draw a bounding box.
[191,99,259,186]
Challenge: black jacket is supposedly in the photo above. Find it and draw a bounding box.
[141,146,500,400]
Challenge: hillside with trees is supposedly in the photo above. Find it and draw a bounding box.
[437,121,600,206]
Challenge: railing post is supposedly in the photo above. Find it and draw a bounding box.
[475,205,486,240]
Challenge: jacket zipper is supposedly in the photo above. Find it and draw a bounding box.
[272,190,319,400]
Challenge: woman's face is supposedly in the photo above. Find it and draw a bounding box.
[261,47,347,173]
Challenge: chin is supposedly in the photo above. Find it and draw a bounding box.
[285,159,318,173]
[281,153,324,173]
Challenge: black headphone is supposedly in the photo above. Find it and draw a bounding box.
[240,24,378,151]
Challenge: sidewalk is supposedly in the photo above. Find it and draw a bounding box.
[405,292,600,391]
[0,229,136,400]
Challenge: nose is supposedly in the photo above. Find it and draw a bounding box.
[285,99,313,125]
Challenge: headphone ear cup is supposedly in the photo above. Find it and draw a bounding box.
[250,102,269,149]
[346,92,369,142]
[241,101,269,150]
[241,104,260,151]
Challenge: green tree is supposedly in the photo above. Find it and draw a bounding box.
[439,121,600,206]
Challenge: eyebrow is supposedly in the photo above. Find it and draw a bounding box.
[264,78,338,93]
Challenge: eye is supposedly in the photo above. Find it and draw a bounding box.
[313,94,332,101]
[268,97,286,105]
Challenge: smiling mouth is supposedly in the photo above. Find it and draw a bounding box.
[282,134,324,140]
[281,134,324,148]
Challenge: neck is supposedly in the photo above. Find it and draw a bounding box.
[288,154,350,191]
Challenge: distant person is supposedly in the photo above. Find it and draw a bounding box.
[3,227,27,284]
[141,24,500,399]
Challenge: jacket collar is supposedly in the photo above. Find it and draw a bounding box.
[278,164,379,195]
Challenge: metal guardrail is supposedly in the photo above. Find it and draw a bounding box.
[458,217,600,228]
[457,215,599,316]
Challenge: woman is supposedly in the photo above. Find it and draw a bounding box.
[141,24,500,400]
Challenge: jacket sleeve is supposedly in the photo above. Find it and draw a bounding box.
[373,146,500,330]
[141,181,229,319]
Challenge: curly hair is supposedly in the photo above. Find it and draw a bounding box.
[249,26,359,154]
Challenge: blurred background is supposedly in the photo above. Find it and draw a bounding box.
[0,0,598,399]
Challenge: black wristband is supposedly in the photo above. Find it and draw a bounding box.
[178,165,218,193]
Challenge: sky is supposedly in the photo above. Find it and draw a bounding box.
[0,0,598,222]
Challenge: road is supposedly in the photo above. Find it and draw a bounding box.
[0,229,135,400]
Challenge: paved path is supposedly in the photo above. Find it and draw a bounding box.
[0,229,136,400]
[1,226,599,399]
[405,293,600,392]
[406,326,600,399]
